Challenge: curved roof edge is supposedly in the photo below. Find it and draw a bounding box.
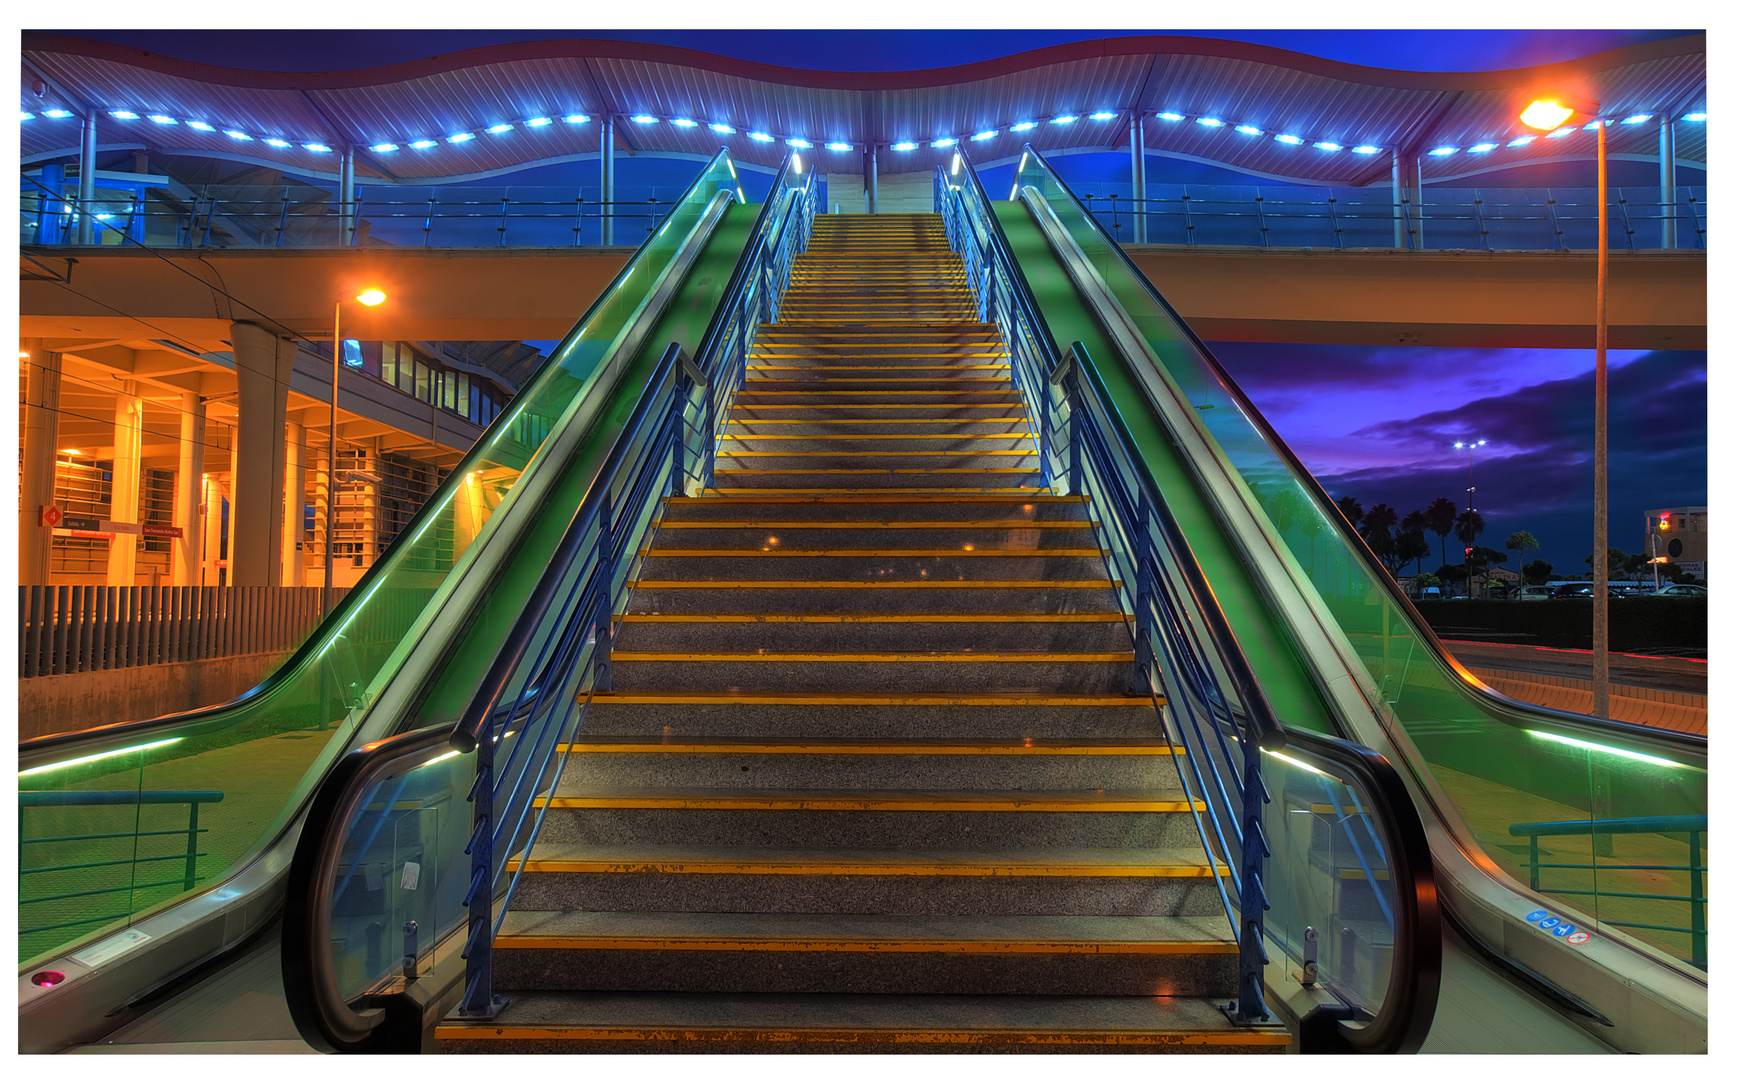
[22,30,1708,95]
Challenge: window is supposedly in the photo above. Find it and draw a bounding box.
[414,360,430,402]
[381,342,397,387]
[457,373,471,418]
[442,370,457,411]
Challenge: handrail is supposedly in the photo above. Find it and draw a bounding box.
[939,145,1442,1050]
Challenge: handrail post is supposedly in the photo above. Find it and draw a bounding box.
[1236,731,1272,1022]
[593,490,615,692]
[459,722,501,1016]
[1689,828,1705,969]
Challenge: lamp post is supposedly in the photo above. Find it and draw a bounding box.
[1452,438,1485,596]
[325,288,387,613]
[1522,96,1608,718]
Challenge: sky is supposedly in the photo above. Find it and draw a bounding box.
[1209,341,1708,576]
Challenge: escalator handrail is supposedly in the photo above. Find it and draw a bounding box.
[17,148,748,767]
[1281,726,1443,1054]
[1007,141,1706,763]
[281,724,453,1053]
[690,158,811,367]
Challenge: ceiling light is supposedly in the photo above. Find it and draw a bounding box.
[748,131,774,142]
[631,114,659,124]
[671,118,698,127]
[303,143,332,152]
[226,130,253,140]
[446,132,475,143]
[891,141,918,151]
[932,137,957,147]
[1506,135,1536,147]
[1468,142,1498,153]
[1089,111,1117,120]
[971,129,998,141]
[1156,111,1185,122]
[1314,141,1343,151]
[409,139,438,149]
[564,114,590,124]
[186,120,215,131]
[787,137,811,148]
[265,138,292,147]
[525,116,553,127]
[1428,145,1458,156]
[1682,112,1706,121]
[826,141,852,151]
[20,111,35,120]
[1621,113,1652,125]
[1010,121,1036,131]
[109,110,139,120]
[1545,126,1576,139]
[487,123,513,134]
[43,109,73,118]
[1351,145,1382,154]
[1582,120,1606,130]
[1051,115,1077,124]
[149,115,178,125]
[1195,117,1225,127]
[95,213,112,220]
[1273,133,1303,145]
[370,142,398,152]
[1235,125,1262,136]
[709,122,735,133]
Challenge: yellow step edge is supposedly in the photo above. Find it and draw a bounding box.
[555,739,1174,754]
[492,936,1233,955]
[632,581,1114,589]
[724,419,1028,424]
[641,548,1099,557]
[533,795,1201,812]
[505,858,1227,879]
[617,612,1118,622]
[711,468,1041,475]
[734,390,1019,396]
[610,651,1133,662]
[728,404,1029,410]
[715,450,1032,457]
[434,1026,1286,1048]
[654,519,1088,527]
[585,690,1143,705]
[662,494,1085,503]
[719,434,1032,441]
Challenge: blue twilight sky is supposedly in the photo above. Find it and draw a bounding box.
[1209,342,1708,576]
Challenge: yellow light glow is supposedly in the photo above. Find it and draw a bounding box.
[19,350,31,359]
[1521,100,1575,131]
[355,289,387,307]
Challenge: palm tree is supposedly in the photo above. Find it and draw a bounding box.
[1335,495,1364,532]
[1454,509,1486,595]
[1423,497,1457,572]
[1505,530,1540,571]
[1401,510,1429,574]
[1361,502,1399,569]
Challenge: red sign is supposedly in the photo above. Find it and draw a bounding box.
[142,523,184,539]
[1566,931,1591,946]
[39,505,62,528]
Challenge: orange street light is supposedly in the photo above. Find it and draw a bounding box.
[1520,99,1576,131]
[326,288,388,611]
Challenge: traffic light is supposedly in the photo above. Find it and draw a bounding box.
[1465,547,1474,557]
[1658,515,1671,531]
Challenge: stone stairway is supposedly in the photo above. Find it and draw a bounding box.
[436,212,1287,1053]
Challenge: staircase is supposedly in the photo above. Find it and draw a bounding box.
[436,213,1288,1053]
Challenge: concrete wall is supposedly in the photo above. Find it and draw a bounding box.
[18,651,290,741]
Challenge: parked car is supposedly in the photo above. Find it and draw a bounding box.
[1549,582,1617,599]
[1516,585,1555,601]
[1656,583,1708,596]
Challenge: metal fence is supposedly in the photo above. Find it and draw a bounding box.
[17,585,349,678]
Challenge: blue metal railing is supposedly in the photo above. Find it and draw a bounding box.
[937,152,1282,1024]
[446,155,814,1018]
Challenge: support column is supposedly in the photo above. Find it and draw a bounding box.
[19,341,61,585]
[1414,156,1426,248]
[204,474,226,586]
[865,146,878,215]
[172,391,206,586]
[77,112,97,245]
[107,384,144,586]
[1659,120,1677,249]
[600,117,615,246]
[230,321,295,586]
[283,420,307,586]
[1129,114,1147,244]
[1392,149,1405,248]
[338,146,356,246]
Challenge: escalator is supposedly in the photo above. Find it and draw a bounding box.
[949,145,1706,1053]
[17,148,799,1054]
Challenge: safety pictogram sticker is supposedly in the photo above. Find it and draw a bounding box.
[1565,931,1592,945]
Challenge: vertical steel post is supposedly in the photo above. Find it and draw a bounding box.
[324,300,340,613]
[459,724,498,1016]
[601,117,615,246]
[1659,120,1677,249]
[338,146,355,245]
[1391,149,1404,249]
[183,800,201,890]
[1592,121,1610,719]
[1237,735,1271,1021]
[594,490,615,692]
[77,112,97,245]
[866,145,879,215]
[1129,114,1146,243]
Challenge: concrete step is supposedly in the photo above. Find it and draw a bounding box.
[611,617,1130,654]
[720,433,1032,452]
[575,694,1162,740]
[707,470,1048,492]
[625,582,1122,616]
[713,451,1040,471]
[641,524,1088,550]
[635,551,1103,581]
[487,911,1236,997]
[554,737,1179,791]
[607,651,1134,694]
[656,494,1089,522]
[505,843,1228,917]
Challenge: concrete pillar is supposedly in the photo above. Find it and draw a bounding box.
[203,474,226,586]
[230,321,295,586]
[19,340,61,585]
[107,384,144,586]
[77,112,97,245]
[1659,120,1677,249]
[172,391,206,586]
[226,434,239,587]
[865,146,878,215]
[1129,115,1147,243]
[132,148,150,174]
[338,146,355,246]
[283,420,307,586]
[1392,149,1405,248]
[601,117,615,246]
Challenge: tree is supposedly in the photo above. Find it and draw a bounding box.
[1522,558,1553,585]
[1335,495,1364,532]
[1504,530,1540,570]
[1585,548,1637,580]
[1361,502,1399,569]
[1454,509,1486,595]
[1395,528,1432,577]
[1423,497,1457,573]
[1401,510,1429,574]
[1413,572,1442,597]
[1465,545,1507,595]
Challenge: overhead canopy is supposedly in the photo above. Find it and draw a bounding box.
[20,32,1706,186]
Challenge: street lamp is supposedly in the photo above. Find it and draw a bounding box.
[1522,95,1609,718]
[1452,438,1486,596]
[325,288,387,612]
